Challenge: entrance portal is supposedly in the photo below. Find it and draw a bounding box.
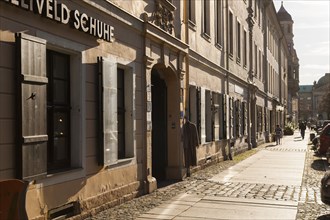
[151,69,167,180]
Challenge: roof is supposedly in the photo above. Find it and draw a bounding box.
[277,1,293,21]
[316,73,330,87]
[299,85,313,93]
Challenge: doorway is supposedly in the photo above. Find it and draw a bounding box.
[151,69,168,181]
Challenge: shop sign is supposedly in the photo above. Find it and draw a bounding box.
[2,0,114,42]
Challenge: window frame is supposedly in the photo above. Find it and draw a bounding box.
[16,32,86,184]
[98,57,135,167]
[46,49,71,172]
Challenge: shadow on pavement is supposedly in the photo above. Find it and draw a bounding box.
[265,144,277,148]
[311,159,327,171]
[157,180,181,189]
[316,214,330,220]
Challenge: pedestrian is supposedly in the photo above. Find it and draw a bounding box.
[275,124,282,145]
[299,121,306,140]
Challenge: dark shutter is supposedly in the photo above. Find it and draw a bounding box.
[16,33,48,180]
[98,57,118,166]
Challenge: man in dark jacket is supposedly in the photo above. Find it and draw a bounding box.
[299,121,307,139]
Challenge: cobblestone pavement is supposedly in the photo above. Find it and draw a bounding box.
[84,140,330,220]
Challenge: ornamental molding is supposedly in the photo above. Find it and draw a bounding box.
[152,0,175,34]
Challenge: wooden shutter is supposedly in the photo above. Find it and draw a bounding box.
[16,33,47,180]
[229,97,234,139]
[98,57,118,166]
[213,92,220,140]
[243,102,248,135]
[222,94,228,139]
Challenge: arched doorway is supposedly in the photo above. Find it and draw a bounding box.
[151,69,167,180]
[150,65,182,183]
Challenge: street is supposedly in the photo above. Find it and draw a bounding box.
[85,130,330,220]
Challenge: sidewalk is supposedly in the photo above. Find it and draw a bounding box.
[87,130,330,220]
[136,131,309,220]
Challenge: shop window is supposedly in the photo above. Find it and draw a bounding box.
[235,100,242,137]
[47,50,71,172]
[212,92,221,140]
[189,86,201,142]
[16,33,83,180]
[243,102,248,135]
[221,94,228,139]
[229,97,234,139]
[205,90,212,142]
[98,58,134,166]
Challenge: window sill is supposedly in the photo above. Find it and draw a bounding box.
[201,32,211,42]
[215,43,223,51]
[106,157,135,169]
[188,20,196,31]
[36,167,85,187]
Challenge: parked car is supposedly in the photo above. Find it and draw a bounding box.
[317,120,330,134]
[321,171,330,205]
[318,124,330,155]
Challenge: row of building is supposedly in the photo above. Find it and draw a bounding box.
[299,73,330,122]
[0,0,299,219]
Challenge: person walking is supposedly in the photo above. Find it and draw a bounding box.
[275,124,282,145]
[299,121,307,140]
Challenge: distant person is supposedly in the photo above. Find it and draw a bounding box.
[299,121,307,139]
[275,124,282,145]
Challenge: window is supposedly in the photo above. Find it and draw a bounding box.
[237,21,241,63]
[98,58,134,166]
[258,50,262,80]
[188,0,196,24]
[234,100,243,137]
[220,94,227,139]
[117,68,125,159]
[189,86,201,142]
[205,90,212,142]
[16,33,83,180]
[216,0,222,46]
[229,11,234,56]
[203,0,210,36]
[243,102,247,135]
[254,44,258,76]
[212,92,221,140]
[243,30,247,67]
[47,50,71,172]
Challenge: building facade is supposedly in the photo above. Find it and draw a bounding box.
[0,0,294,219]
[298,85,313,121]
[277,2,300,126]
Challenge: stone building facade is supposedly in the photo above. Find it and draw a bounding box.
[277,2,300,126]
[298,85,313,121]
[0,0,293,219]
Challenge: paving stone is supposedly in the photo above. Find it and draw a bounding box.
[74,135,330,220]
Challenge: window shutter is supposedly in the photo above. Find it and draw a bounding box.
[222,94,228,139]
[229,97,234,139]
[243,102,248,135]
[213,93,220,140]
[196,87,202,142]
[98,57,118,166]
[16,33,47,180]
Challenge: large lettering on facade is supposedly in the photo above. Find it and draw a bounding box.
[2,0,114,42]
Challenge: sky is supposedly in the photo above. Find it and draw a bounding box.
[273,0,330,85]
